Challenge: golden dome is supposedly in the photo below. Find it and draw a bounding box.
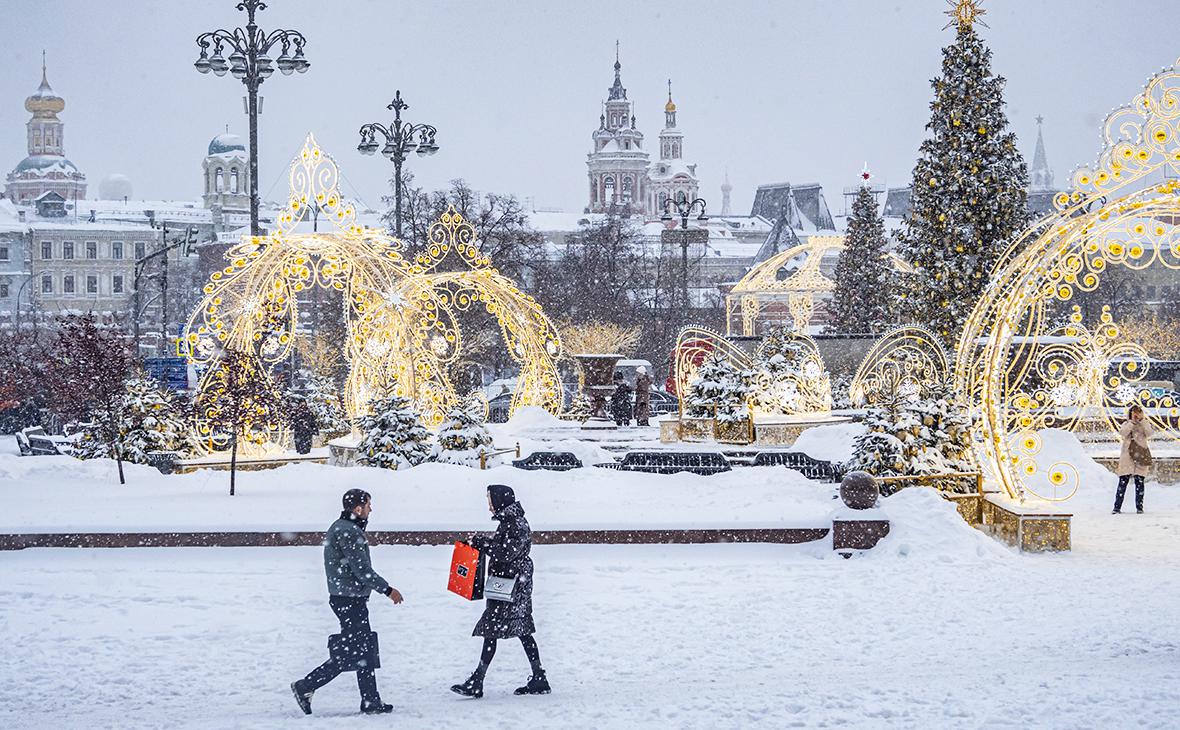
[665,79,676,113]
[25,62,64,117]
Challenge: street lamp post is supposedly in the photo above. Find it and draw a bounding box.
[661,197,708,312]
[194,0,310,237]
[132,225,196,355]
[357,90,440,239]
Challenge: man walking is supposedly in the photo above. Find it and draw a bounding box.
[292,489,404,715]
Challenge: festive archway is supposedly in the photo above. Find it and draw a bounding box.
[850,325,951,407]
[184,135,563,444]
[956,62,1180,502]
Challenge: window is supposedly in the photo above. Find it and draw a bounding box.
[230,169,239,194]
[41,241,52,259]
[0,246,8,261]
[87,275,98,294]
[86,241,97,259]
[622,177,633,203]
[215,167,224,193]
[112,275,124,294]
[63,275,75,294]
[62,241,74,259]
[0,283,8,298]
[112,241,123,260]
[1148,285,1157,299]
[41,275,52,293]
[134,241,146,259]
[604,175,616,202]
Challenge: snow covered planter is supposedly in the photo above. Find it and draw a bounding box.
[356,395,431,470]
[430,406,495,468]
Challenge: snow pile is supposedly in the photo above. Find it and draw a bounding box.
[500,405,567,432]
[1019,428,1116,507]
[792,422,865,462]
[870,487,1013,562]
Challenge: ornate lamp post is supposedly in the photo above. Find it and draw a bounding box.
[661,197,708,312]
[194,0,310,237]
[357,90,440,239]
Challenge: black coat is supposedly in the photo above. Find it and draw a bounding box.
[471,501,535,638]
[610,383,633,423]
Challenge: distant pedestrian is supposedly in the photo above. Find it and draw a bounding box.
[1114,405,1153,514]
[290,397,318,455]
[610,372,633,427]
[633,366,653,426]
[451,484,550,699]
[292,489,404,715]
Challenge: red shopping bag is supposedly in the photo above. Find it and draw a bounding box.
[447,541,484,600]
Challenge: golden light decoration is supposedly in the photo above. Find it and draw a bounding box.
[184,134,563,438]
[725,235,912,336]
[943,0,987,30]
[956,61,1180,502]
[850,325,951,407]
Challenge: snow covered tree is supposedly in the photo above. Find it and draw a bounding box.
[849,391,912,489]
[898,9,1028,342]
[827,180,894,334]
[46,314,136,483]
[431,406,495,467]
[74,376,194,464]
[299,370,350,436]
[195,349,284,496]
[356,394,431,470]
[685,353,750,423]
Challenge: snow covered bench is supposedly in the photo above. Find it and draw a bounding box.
[17,427,73,456]
[751,451,844,482]
[512,451,584,471]
[596,451,732,475]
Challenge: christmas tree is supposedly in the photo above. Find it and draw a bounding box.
[898,1,1028,342]
[827,174,894,334]
[431,406,495,467]
[685,353,750,423]
[356,394,431,470]
[299,370,350,436]
[76,376,193,464]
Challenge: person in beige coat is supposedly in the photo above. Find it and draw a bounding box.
[1114,405,1153,514]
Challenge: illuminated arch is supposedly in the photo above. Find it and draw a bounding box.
[850,325,951,407]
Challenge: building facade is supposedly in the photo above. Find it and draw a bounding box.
[5,60,87,204]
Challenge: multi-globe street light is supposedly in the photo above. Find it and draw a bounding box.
[194,0,309,237]
[357,90,440,239]
[661,197,709,312]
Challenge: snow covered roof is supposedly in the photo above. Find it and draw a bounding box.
[10,155,82,176]
[647,159,697,182]
[208,133,246,157]
[0,199,29,233]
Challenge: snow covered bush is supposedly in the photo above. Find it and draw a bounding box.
[430,406,495,467]
[299,370,350,436]
[356,394,431,470]
[685,353,750,423]
[848,379,975,494]
[746,327,831,415]
[74,376,193,464]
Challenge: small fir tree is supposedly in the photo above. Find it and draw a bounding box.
[898,10,1029,342]
[75,376,193,464]
[685,353,750,423]
[431,406,495,467]
[356,394,431,470]
[300,370,350,436]
[827,181,894,334]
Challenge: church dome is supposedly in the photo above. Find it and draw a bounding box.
[99,173,133,200]
[12,155,80,175]
[208,133,247,156]
[665,98,677,114]
[25,67,64,116]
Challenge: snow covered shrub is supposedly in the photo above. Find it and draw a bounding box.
[299,370,350,436]
[562,392,593,423]
[746,327,831,415]
[431,406,495,467]
[356,394,431,470]
[830,373,854,411]
[74,376,193,463]
[685,353,750,423]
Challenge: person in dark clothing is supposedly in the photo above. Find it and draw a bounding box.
[451,484,550,699]
[610,372,633,427]
[290,397,318,455]
[292,489,404,715]
[633,366,653,426]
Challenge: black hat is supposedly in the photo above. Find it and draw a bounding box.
[342,489,371,512]
[487,484,516,512]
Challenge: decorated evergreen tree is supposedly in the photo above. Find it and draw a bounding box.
[685,353,750,423]
[849,391,914,489]
[827,175,894,334]
[356,394,431,470]
[300,370,350,436]
[75,376,193,464]
[898,1,1028,342]
[431,406,495,467]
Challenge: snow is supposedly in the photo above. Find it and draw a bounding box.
[789,421,866,463]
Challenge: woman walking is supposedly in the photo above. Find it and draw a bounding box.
[451,484,550,698]
[1114,405,1153,514]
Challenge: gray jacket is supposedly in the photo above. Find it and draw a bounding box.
[323,513,391,598]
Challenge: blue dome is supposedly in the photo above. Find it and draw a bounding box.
[13,155,79,175]
[208,133,246,156]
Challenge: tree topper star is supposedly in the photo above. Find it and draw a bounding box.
[943,0,987,30]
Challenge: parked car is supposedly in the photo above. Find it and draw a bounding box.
[648,389,679,416]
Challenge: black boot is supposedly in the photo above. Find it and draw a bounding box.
[290,681,313,715]
[514,672,551,695]
[360,700,394,714]
[450,671,484,699]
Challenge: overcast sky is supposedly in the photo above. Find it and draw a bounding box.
[1,0,1175,218]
